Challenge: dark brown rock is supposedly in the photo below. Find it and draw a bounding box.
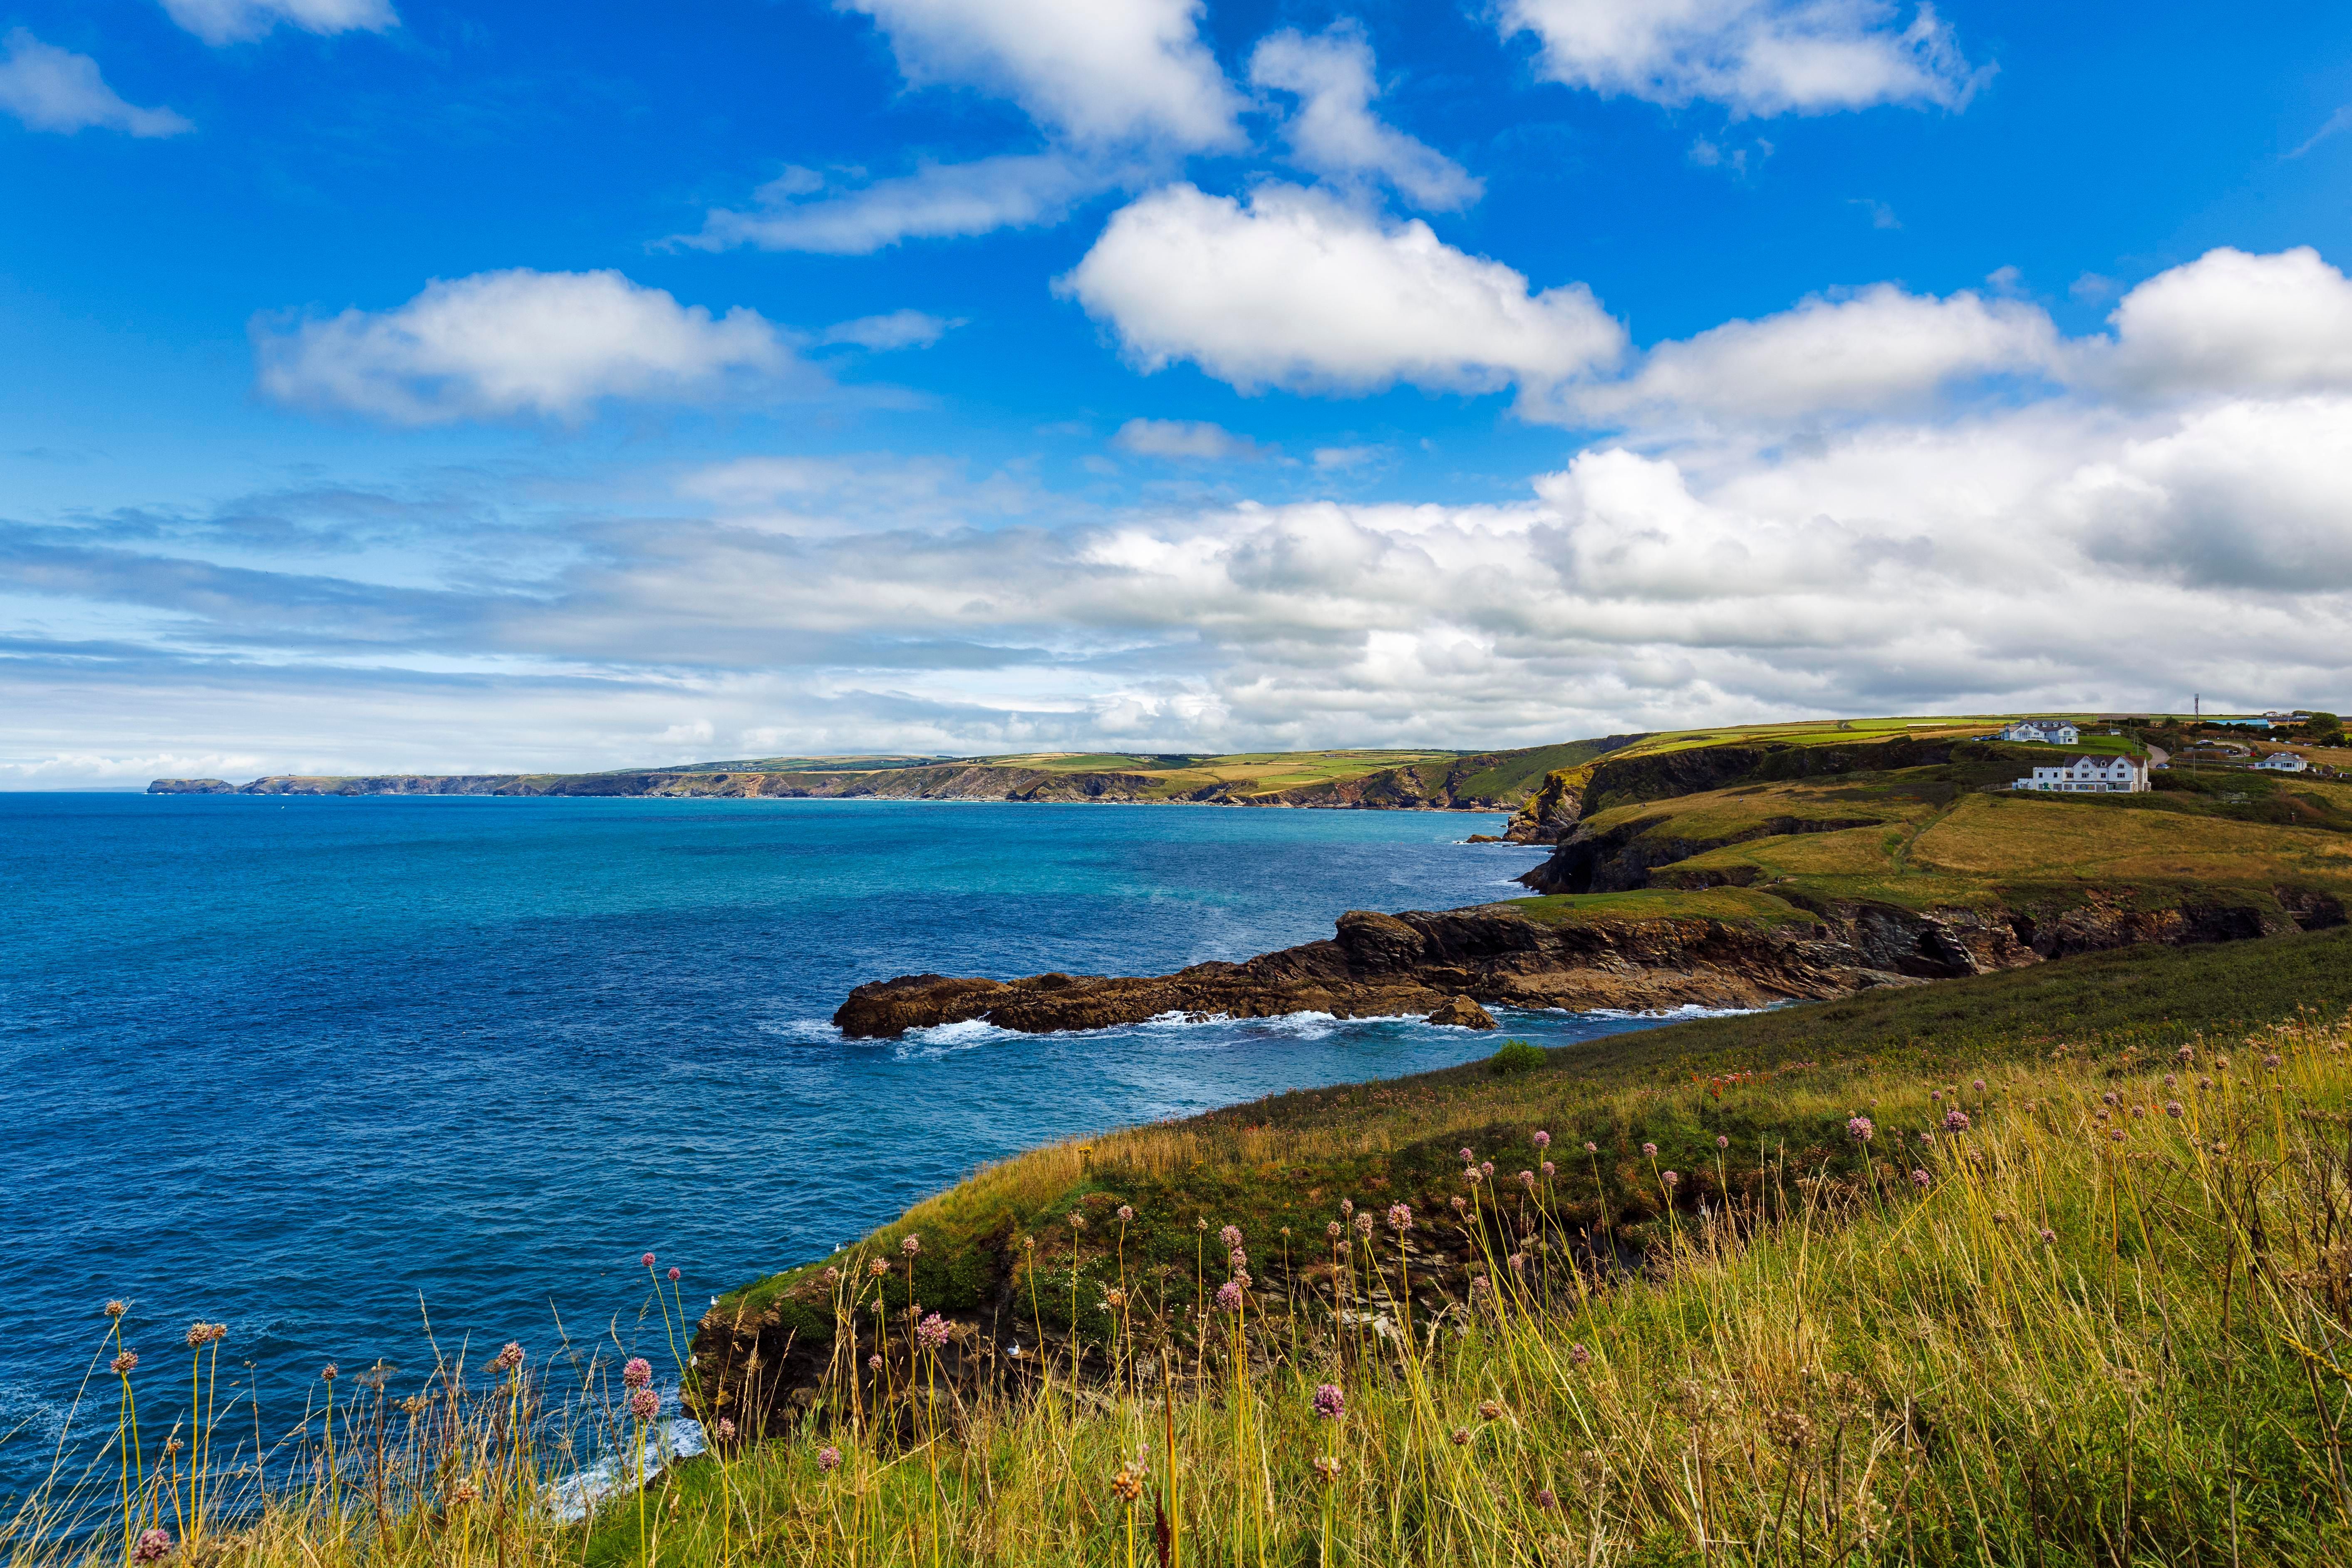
[1426,995,1498,1028]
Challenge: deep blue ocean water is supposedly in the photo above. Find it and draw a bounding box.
[0,792,1689,1496]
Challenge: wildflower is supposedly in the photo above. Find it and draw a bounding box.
[1541,1160,1555,1177]
[667,1266,681,1282]
[1117,1205,1135,1223]
[1847,1115,1874,1143]
[184,1321,226,1348]
[1470,1275,1493,1298]
[1569,1343,1592,1366]
[2263,1053,2283,1069]
[1942,1109,1970,1132]
[2176,1044,2193,1060]
[2216,1055,2230,1069]
[623,1357,652,1389]
[1481,1160,1495,1178]
[2212,1140,2229,1155]
[817,1445,841,1472]
[916,1313,951,1352]
[2103,1092,2119,1106]
[867,1355,882,1371]
[1313,1455,1341,1484]
[2165,1100,2183,1118]
[1519,1169,1537,1189]
[1326,1221,1343,1239]
[1911,1169,1930,1189]
[1508,1252,1527,1272]
[822,1266,840,1286]
[1231,1270,1252,1289]
[105,1300,128,1319]
[109,1348,142,1377]
[1715,1135,1729,1149]
[1340,1199,1354,1218]
[1932,1089,1943,1102]
[1068,1212,1087,1232]
[1464,1167,1483,1186]
[1641,1142,1658,1158]
[1451,1196,1468,1214]
[1229,1248,1248,1270]
[869,1258,889,1277]
[1450,1427,1471,1447]
[2109,1129,2125,1142]
[448,1479,479,1506]
[1990,1211,2009,1226]
[1354,1212,1374,1236]
[1480,1399,1504,1420]
[1215,1280,1244,1313]
[1460,1148,1475,1163]
[132,1529,172,1563]
[1105,1287,1127,1309]
[901,1234,922,1258]
[1536,1488,1558,1509]
[716,1417,736,1441]
[2129,1105,2145,1119]
[1220,1224,1243,1250]
[1533,1130,1551,1149]
[2199,1076,2213,1091]
[2039,1228,2056,1244]
[642,1252,656,1268]
[1919,1132,1933,1146]
[1662,1170,1680,1188]
[1584,1141,1598,1154]
[1972,1079,1986,1093]
[1312,1383,1345,1421]
[490,1342,524,1373]
[1387,1203,1413,1233]
[1111,1463,1145,1502]
[629,1387,659,1421]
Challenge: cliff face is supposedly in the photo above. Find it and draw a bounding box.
[145,755,1588,809]
[1502,738,1960,844]
[834,879,2316,1040]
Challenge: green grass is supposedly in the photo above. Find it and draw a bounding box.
[1501,886,1822,929]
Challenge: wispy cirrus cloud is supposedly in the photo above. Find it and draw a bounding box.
[0,29,191,137]
[159,0,397,47]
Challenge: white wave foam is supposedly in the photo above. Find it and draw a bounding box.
[545,1412,704,1523]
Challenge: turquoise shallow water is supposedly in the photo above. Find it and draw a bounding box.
[0,793,1691,1494]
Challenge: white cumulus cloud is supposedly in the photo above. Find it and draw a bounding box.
[0,29,191,137]
[841,0,1241,150]
[1566,283,2065,429]
[2101,246,2352,399]
[1059,183,1625,398]
[1500,0,1981,116]
[253,269,805,425]
[1249,24,1482,211]
[160,0,397,46]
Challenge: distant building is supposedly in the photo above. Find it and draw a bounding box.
[2000,719,2081,745]
[2013,754,2149,794]
[2256,752,2310,773]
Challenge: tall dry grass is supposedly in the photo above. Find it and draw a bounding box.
[13,1016,2352,1566]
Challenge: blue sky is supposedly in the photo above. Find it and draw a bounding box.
[6,0,2352,783]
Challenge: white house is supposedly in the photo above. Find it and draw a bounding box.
[2013,754,2149,794]
[2256,752,2310,773]
[2000,719,2080,745]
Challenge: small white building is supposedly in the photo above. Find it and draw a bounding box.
[2000,718,2081,745]
[2013,754,2149,794]
[2256,752,2310,773]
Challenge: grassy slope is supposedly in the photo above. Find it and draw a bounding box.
[721,925,2352,1332]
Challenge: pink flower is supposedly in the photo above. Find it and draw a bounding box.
[629,1387,659,1421]
[111,1351,139,1376]
[1312,1383,1344,1420]
[1533,1130,1551,1148]
[1911,1169,1930,1188]
[1536,1488,1558,1509]
[1942,1109,1971,1132]
[1584,1141,1597,1154]
[1507,1253,1526,1271]
[1972,1079,1986,1093]
[1229,1248,1248,1270]
[1569,1343,1592,1366]
[1540,1161,1555,1177]
[916,1313,950,1352]
[1387,1203,1413,1233]
[641,1253,656,1268]
[1215,1280,1244,1313]
[667,1267,681,1282]
[622,1357,652,1389]
[2165,1100,2183,1118]
[867,1354,882,1371]
[901,1234,922,1257]
[716,1417,737,1441]
[1662,1170,1679,1187]
[1715,1135,1729,1149]
[133,1528,172,1562]
[1641,1142,1658,1158]
[1219,1225,1243,1251]
[1460,1148,1475,1163]
[817,1445,841,1472]
[490,1342,524,1373]
[1326,1221,1343,1239]
[1480,1161,1495,1177]
[1451,1196,1467,1214]
[1518,1169,1536,1189]
[1117,1205,1134,1222]
[1846,1116,1874,1143]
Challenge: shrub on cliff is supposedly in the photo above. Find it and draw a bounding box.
[1486,1038,1545,1076]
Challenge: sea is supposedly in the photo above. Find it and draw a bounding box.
[0,791,1700,1500]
